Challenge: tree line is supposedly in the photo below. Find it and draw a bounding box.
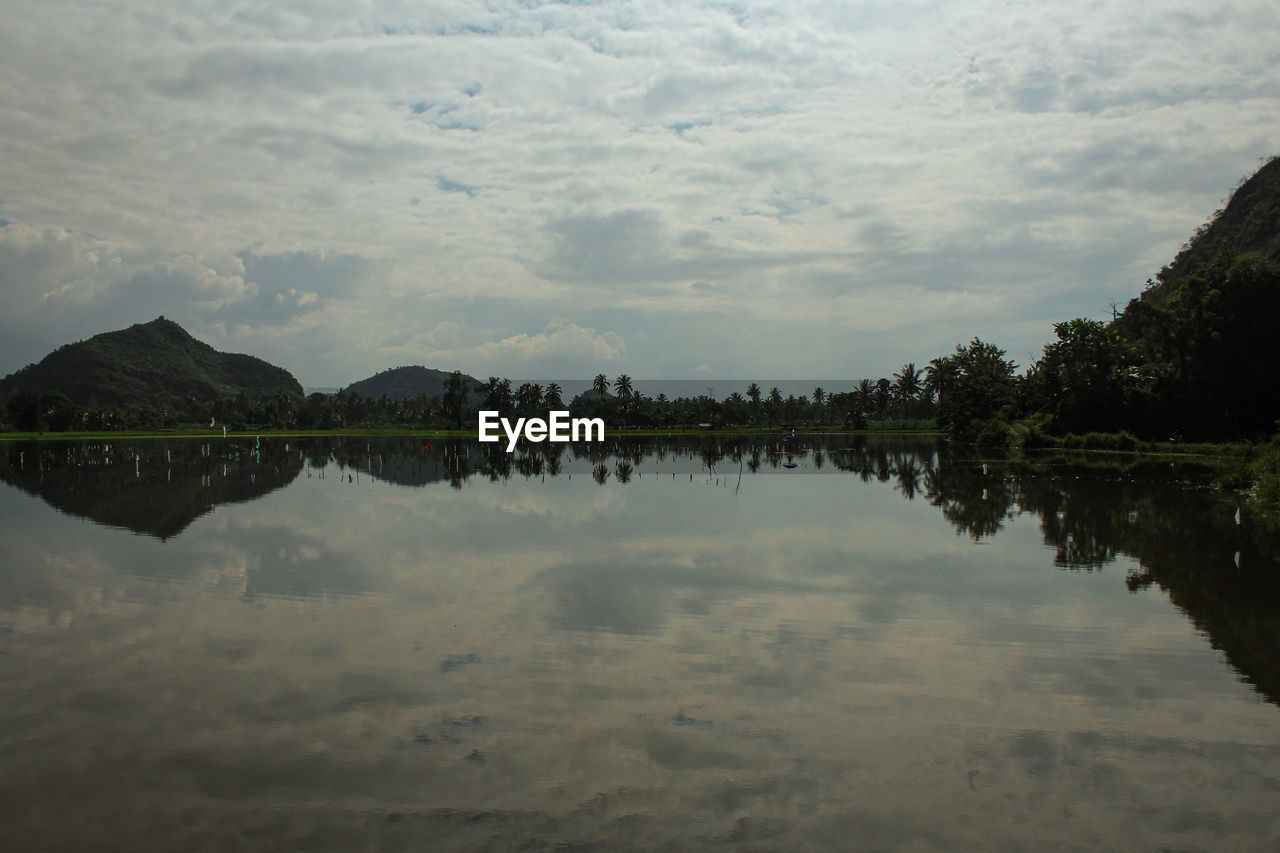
[4,251,1277,444]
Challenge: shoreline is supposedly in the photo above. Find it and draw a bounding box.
[0,425,1258,457]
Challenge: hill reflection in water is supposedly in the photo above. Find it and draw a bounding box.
[0,435,1277,850]
[3,435,1275,704]
[0,439,304,540]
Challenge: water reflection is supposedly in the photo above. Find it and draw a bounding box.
[4,436,1275,702]
[1,435,1278,850]
[0,438,302,539]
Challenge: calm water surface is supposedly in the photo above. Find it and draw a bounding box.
[1,436,1278,851]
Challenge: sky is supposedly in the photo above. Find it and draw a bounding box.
[1,0,1277,388]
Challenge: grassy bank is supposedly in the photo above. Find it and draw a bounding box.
[1008,424,1280,511]
[1013,423,1258,459]
[0,425,941,442]
[0,428,474,441]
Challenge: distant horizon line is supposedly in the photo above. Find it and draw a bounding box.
[307,378,878,394]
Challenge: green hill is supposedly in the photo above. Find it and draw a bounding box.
[1148,155,1280,300]
[1025,155,1280,440]
[342,365,480,401]
[0,317,304,414]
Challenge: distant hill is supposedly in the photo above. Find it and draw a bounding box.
[1148,155,1280,299]
[0,317,303,411]
[342,365,480,401]
[1106,156,1280,438]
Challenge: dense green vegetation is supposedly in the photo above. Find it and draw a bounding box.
[0,317,303,430]
[936,156,1280,448]
[342,365,481,401]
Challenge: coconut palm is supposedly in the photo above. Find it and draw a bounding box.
[482,377,505,412]
[613,374,633,399]
[924,356,958,403]
[515,382,542,417]
[614,374,633,420]
[545,382,563,409]
[592,374,610,397]
[874,378,892,416]
[855,379,875,417]
[893,363,922,412]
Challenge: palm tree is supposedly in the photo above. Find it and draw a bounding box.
[614,374,633,420]
[482,377,504,412]
[515,382,542,416]
[726,391,746,424]
[592,374,610,397]
[655,392,669,426]
[892,363,922,412]
[924,356,958,403]
[874,378,891,416]
[746,383,762,406]
[613,374,633,399]
[545,382,563,409]
[443,371,468,428]
[855,378,875,417]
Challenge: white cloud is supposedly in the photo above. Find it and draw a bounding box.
[1,0,1277,384]
[374,318,627,380]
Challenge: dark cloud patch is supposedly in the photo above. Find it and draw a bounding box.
[152,46,359,100]
[533,555,822,637]
[240,249,365,298]
[643,77,692,115]
[669,120,712,139]
[1017,139,1262,198]
[234,249,368,327]
[534,208,818,288]
[857,219,909,249]
[436,176,479,197]
[219,122,424,180]
[974,55,1280,118]
[436,119,480,132]
[109,267,232,321]
[0,242,369,357]
[0,332,56,378]
[536,209,676,286]
[742,191,828,221]
[1009,70,1060,113]
[0,227,220,370]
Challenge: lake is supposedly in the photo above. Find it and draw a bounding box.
[1,435,1278,851]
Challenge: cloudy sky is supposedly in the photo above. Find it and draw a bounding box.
[2,0,1277,387]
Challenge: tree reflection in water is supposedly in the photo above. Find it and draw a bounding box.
[2,434,1277,706]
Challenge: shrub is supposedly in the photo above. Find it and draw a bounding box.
[973,418,1011,448]
[1251,444,1280,506]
